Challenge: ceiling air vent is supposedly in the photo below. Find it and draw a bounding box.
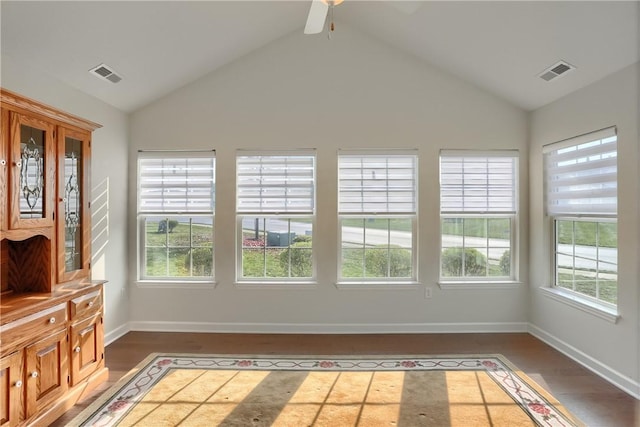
[89,63,122,83]
[538,60,576,82]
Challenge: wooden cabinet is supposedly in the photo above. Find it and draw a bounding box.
[69,290,104,387]
[0,88,107,427]
[25,329,68,419]
[0,351,24,427]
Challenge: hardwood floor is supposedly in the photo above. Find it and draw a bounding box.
[52,332,638,426]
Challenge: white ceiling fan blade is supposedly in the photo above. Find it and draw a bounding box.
[304,0,329,34]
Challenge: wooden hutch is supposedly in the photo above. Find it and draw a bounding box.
[0,89,107,426]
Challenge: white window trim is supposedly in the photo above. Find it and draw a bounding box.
[235,214,317,283]
[337,215,419,284]
[335,281,421,290]
[549,216,617,307]
[539,286,620,324]
[136,280,217,290]
[439,281,522,290]
[438,214,518,284]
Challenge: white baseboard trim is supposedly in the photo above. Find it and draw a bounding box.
[128,321,529,334]
[105,323,131,346]
[528,324,640,399]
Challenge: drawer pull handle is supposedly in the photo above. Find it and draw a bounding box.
[75,346,81,353]
[31,371,38,378]
[0,159,6,166]
[14,380,22,388]
[49,317,56,324]
[88,301,94,307]
[14,161,21,167]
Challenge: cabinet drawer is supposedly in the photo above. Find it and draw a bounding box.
[70,289,102,320]
[0,303,67,353]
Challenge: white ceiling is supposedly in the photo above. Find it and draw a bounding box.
[2,1,638,113]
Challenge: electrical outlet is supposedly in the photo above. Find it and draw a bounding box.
[425,287,432,299]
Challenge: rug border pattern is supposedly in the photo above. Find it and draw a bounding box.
[69,353,581,427]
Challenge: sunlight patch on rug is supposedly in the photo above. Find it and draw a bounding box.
[69,354,582,427]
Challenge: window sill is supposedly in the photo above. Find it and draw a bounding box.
[438,281,522,290]
[335,281,421,290]
[234,282,317,290]
[136,280,217,290]
[539,286,620,324]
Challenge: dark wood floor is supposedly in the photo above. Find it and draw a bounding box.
[52,332,638,426]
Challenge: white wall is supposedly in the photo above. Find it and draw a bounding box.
[1,55,130,342]
[529,63,640,396]
[129,27,529,333]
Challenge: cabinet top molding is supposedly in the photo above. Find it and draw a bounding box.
[1,88,102,132]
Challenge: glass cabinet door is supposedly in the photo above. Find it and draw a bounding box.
[57,127,90,282]
[9,112,56,229]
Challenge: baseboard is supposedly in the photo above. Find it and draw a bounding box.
[105,322,131,346]
[128,321,529,334]
[528,323,640,399]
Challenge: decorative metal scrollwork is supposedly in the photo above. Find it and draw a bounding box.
[20,137,43,212]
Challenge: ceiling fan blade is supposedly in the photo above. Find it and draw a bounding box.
[304,0,329,34]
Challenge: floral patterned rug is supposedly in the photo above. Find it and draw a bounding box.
[69,354,582,427]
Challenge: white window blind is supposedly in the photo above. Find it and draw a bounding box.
[338,154,417,214]
[138,152,215,213]
[544,127,617,216]
[440,151,517,214]
[236,154,315,214]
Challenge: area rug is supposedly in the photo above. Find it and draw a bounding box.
[69,354,583,427]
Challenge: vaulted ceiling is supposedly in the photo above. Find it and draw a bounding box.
[2,1,638,113]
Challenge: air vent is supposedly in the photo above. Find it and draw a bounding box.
[89,63,122,84]
[538,60,576,82]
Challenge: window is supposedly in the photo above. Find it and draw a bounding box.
[338,152,417,282]
[544,127,617,306]
[439,151,518,282]
[137,151,215,281]
[236,152,315,281]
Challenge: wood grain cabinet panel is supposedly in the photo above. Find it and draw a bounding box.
[0,351,24,427]
[0,303,67,355]
[69,289,102,321]
[70,313,103,387]
[25,329,68,418]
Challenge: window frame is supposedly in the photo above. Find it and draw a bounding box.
[136,150,216,284]
[543,127,618,310]
[438,150,519,286]
[336,150,419,285]
[235,150,316,284]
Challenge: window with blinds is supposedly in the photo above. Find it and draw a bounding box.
[544,127,617,216]
[237,154,315,214]
[440,151,517,214]
[544,128,618,306]
[236,152,316,282]
[337,152,417,282]
[439,151,518,282]
[137,151,215,281]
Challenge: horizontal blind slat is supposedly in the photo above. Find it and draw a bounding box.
[138,156,215,214]
[545,131,617,215]
[440,154,517,213]
[338,154,417,214]
[237,154,315,214]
